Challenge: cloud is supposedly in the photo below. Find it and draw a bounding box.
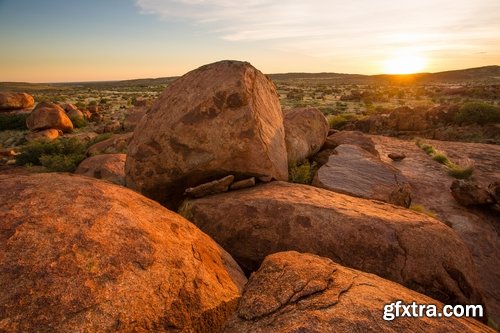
[135,0,500,58]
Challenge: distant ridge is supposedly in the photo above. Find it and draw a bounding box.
[0,65,498,91]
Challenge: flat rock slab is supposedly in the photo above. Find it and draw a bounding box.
[179,181,484,309]
[223,251,492,332]
[0,173,246,332]
[372,135,500,323]
[313,144,411,207]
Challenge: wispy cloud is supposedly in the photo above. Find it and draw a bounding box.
[135,0,499,43]
[135,0,500,72]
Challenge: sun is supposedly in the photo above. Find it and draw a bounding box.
[383,54,427,74]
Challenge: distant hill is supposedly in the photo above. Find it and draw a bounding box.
[0,65,498,92]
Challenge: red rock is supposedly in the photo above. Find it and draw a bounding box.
[284,107,328,164]
[0,92,34,110]
[179,181,485,308]
[126,60,288,209]
[223,252,492,332]
[26,102,73,132]
[0,173,246,332]
[25,129,62,142]
[75,154,126,185]
[313,144,411,207]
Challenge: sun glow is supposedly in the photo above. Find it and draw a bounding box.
[383,53,427,74]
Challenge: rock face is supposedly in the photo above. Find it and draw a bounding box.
[25,128,62,142]
[75,154,126,185]
[26,102,73,132]
[283,107,328,164]
[371,135,500,322]
[223,252,491,332]
[123,106,147,132]
[0,92,34,110]
[126,60,288,209]
[323,130,379,156]
[0,173,246,332]
[179,181,484,308]
[450,180,495,206]
[313,144,411,207]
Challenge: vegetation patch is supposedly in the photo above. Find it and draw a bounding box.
[409,204,437,219]
[16,138,86,172]
[454,102,500,125]
[288,160,318,185]
[415,139,474,180]
[0,113,28,131]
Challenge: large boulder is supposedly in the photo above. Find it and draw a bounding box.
[223,252,491,332]
[313,144,411,207]
[322,130,379,156]
[179,181,485,308]
[75,153,126,185]
[0,173,246,332]
[0,92,34,110]
[126,60,288,209]
[26,102,73,132]
[283,107,328,164]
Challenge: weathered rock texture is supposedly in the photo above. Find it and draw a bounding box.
[283,107,328,164]
[126,60,288,209]
[0,92,34,110]
[0,173,246,332]
[450,180,495,206]
[26,102,73,132]
[372,135,500,323]
[322,130,379,156]
[179,181,484,308]
[75,153,126,185]
[123,106,147,132]
[223,252,492,333]
[313,144,411,207]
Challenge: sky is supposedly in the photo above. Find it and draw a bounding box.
[0,0,499,82]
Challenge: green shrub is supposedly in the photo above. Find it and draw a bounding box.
[447,164,474,180]
[289,160,317,185]
[0,113,28,131]
[432,152,449,164]
[454,102,500,125]
[39,154,84,172]
[421,144,435,155]
[70,116,87,128]
[16,138,86,172]
[410,204,437,219]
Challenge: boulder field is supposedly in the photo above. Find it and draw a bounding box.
[223,252,493,332]
[125,60,288,209]
[0,173,246,332]
[179,181,485,310]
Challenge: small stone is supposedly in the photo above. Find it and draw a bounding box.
[388,152,406,161]
[185,175,235,198]
[230,177,255,190]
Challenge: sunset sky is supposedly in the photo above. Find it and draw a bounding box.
[1,0,499,82]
